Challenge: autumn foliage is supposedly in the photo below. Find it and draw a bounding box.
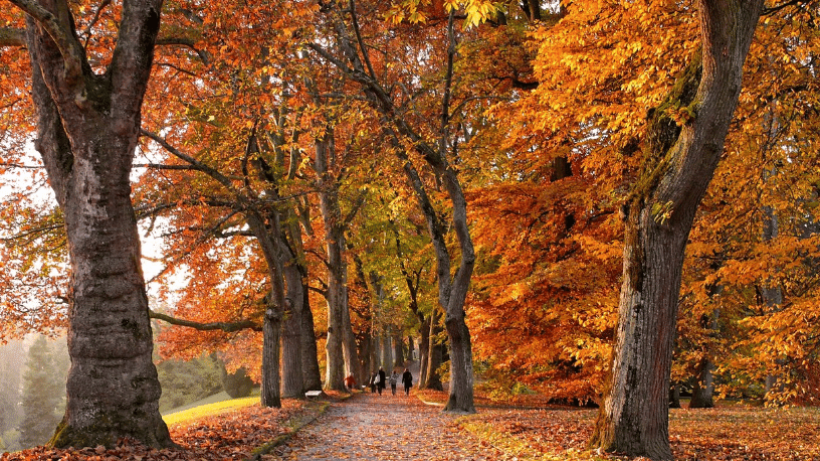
[1,0,820,458]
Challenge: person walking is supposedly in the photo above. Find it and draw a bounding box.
[389,370,399,395]
[402,368,413,396]
[377,367,387,395]
[369,372,377,393]
[344,374,356,392]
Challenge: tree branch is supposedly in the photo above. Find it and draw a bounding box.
[141,129,238,192]
[8,0,85,84]
[0,27,26,47]
[156,36,209,63]
[149,310,262,332]
[133,162,201,171]
[349,0,377,80]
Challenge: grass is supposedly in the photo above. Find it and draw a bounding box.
[162,395,259,427]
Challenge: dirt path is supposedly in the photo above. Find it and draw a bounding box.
[267,391,503,460]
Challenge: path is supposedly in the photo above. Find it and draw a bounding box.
[267,391,503,460]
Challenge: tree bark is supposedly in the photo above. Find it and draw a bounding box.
[316,134,346,391]
[394,333,404,368]
[281,263,305,398]
[261,309,282,407]
[689,360,715,408]
[17,0,172,448]
[300,281,323,390]
[424,309,444,391]
[408,335,415,359]
[341,276,361,380]
[669,383,681,409]
[418,315,430,387]
[590,2,763,458]
[761,207,784,397]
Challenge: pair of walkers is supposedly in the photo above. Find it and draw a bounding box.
[369,367,413,396]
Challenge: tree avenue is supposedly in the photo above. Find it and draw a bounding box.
[2,0,820,459]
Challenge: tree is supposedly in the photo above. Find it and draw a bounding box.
[590,1,764,458]
[0,0,172,448]
[310,0,482,413]
[19,336,67,449]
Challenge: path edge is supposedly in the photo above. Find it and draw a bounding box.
[245,393,353,460]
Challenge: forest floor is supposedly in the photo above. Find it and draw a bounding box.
[3,389,820,460]
[418,390,820,461]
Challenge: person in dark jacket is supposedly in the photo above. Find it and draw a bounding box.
[369,372,377,393]
[402,368,413,396]
[377,367,387,395]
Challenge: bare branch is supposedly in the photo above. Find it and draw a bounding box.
[133,163,200,171]
[140,129,238,192]
[149,310,262,332]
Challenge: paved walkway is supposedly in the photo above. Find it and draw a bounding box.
[269,391,502,460]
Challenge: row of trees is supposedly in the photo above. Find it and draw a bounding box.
[1,0,818,459]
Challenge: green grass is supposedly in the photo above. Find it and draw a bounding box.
[162,395,259,427]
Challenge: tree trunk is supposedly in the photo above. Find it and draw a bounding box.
[380,335,391,370]
[394,333,404,368]
[591,3,763,458]
[358,333,372,384]
[418,315,430,387]
[691,284,721,409]
[316,135,346,391]
[281,264,305,398]
[19,1,172,448]
[261,310,282,407]
[761,207,784,397]
[341,278,360,380]
[424,310,444,391]
[408,335,415,360]
[689,360,715,408]
[669,383,681,409]
[300,281,323,391]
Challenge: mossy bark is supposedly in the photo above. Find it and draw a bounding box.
[590,2,764,459]
[22,0,172,449]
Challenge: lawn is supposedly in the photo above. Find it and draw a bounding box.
[419,390,820,460]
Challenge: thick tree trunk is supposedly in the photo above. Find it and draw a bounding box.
[261,311,282,407]
[281,264,305,398]
[444,309,474,411]
[21,1,172,448]
[300,285,323,390]
[591,2,763,458]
